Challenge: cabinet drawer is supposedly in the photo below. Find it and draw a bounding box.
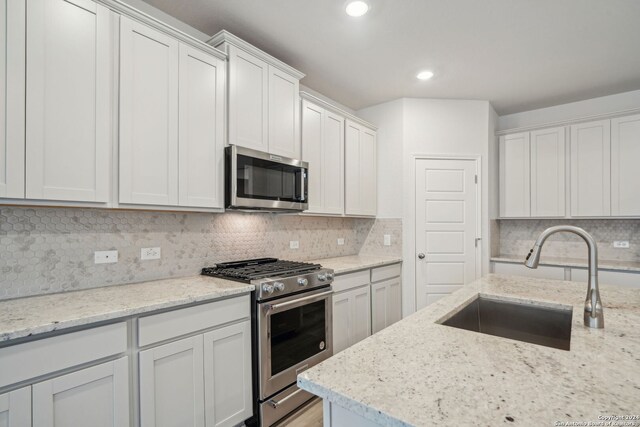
[0,322,127,389]
[332,270,370,293]
[138,295,250,347]
[371,263,402,283]
[571,268,640,288]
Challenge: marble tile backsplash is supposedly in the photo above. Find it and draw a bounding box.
[0,207,403,300]
[498,219,640,262]
[359,218,402,257]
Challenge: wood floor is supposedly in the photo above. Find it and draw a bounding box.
[276,398,323,427]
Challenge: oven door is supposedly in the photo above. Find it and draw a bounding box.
[257,287,333,399]
[227,145,309,211]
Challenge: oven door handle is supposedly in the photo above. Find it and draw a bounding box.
[264,290,333,313]
[267,387,306,409]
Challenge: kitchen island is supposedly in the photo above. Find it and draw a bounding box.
[297,274,640,426]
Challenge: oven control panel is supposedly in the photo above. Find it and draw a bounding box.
[254,268,334,300]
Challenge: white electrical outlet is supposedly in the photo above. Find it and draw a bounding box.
[141,247,161,260]
[337,238,345,246]
[95,250,118,264]
[384,234,391,246]
[290,240,299,249]
[613,241,630,249]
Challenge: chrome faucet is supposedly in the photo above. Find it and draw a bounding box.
[524,225,604,329]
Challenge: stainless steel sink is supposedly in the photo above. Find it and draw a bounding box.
[439,297,573,351]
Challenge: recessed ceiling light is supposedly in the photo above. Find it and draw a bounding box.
[346,1,369,17]
[416,70,435,80]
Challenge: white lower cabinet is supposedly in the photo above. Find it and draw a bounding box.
[33,357,129,427]
[203,321,252,427]
[332,285,371,354]
[139,316,252,427]
[332,263,402,354]
[0,387,31,427]
[140,336,205,427]
[371,277,402,334]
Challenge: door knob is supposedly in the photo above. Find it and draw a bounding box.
[418,253,425,259]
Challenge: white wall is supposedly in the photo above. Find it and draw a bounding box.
[357,99,404,218]
[358,98,495,316]
[498,89,640,131]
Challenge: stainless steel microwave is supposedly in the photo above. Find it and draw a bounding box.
[225,145,309,212]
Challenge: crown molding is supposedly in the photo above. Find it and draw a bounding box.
[95,0,227,61]
[496,107,640,135]
[300,91,378,131]
[208,30,305,80]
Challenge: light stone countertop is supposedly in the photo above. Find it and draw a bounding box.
[297,274,640,426]
[492,254,640,272]
[0,254,402,343]
[308,254,402,275]
[0,276,253,342]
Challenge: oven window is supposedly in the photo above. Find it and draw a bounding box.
[270,300,326,376]
[236,154,304,202]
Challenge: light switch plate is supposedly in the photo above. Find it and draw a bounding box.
[95,250,118,264]
[290,240,299,249]
[613,241,630,249]
[141,247,161,260]
[337,238,345,246]
[384,234,391,246]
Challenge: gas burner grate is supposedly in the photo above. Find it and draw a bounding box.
[202,259,322,282]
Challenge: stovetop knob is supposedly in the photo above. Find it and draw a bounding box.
[273,282,285,292]
[262,283,275,294]
[317,273,327,281]
[297,278,309,287]
[326,272,334,280]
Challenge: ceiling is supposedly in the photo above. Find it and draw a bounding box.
[142,0,640,115]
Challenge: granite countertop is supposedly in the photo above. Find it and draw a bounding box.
[0,254,402,344]
[298,274,640,426]
[0,276,253,342]
[492,254,640,272]
[309,254,402,275]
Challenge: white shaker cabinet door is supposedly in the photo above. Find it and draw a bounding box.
[0,0,25,199]
[0,387,31,427]
[119,17,179,206]
[344,120,362,215]
[351,285,372,345]
[139,336,205,427]
[570,120,611,217]
[332,290,352,354]
[203,321,252,427]
[359,127,377,216]
[32,357,129,427]
[530,127,566,217]
[25,0,111,202]
[322,110,345,215]
[611,114,640,216]
[371,277,402,334]
[268,66,300,159]
[499,132,530,217]
[178,44,225,209]
[301,100,324,213]
[228,46,269,153]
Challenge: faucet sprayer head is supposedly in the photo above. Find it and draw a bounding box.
[524,244,541,269]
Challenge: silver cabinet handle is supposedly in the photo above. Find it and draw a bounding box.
[418,253,425,259]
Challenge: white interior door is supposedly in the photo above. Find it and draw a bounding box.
[415,158,479,309]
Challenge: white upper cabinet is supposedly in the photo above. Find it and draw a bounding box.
[570,120,611,216]
[25,0,112,202]
[227,46,269,153]
[268,66,300,158]
[530,127,565,217]
[611,114,640,216]
[499,132,530,217]
[178,44,225,209]
[209,31,304,158]
[345,120,377,217]
[119,17,179,206]
[0,0,25,199]
[301,99,344,215]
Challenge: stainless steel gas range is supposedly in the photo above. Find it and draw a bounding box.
[202,258,334,426]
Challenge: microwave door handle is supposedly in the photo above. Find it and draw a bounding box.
[300,169,306,202]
